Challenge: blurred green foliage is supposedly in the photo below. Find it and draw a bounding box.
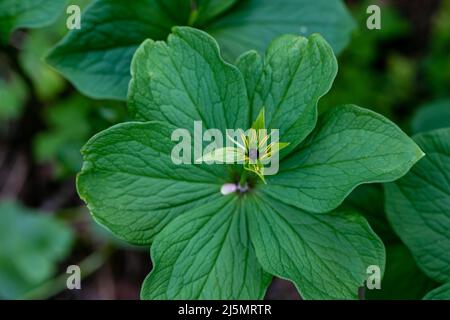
[33,96,126,178]
[34,96,90,177]
[0,201,73,299]
[424,0,450,97]
[19,30,65,101]
[0,0,67,44]
[367,244,437,300]
[346,185,437,300]
[320,1,414,119]
[0,71,27,121]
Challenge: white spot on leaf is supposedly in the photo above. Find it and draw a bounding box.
[221,183,237,195]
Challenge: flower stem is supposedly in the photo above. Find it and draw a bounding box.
[188,0,199,26]
[239,170,247,188]
[20,244,112,300]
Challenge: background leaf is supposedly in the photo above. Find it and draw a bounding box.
[346,185,436,300]
[46,0,177,100]
[385,128,450,283]
[46,0,354,100]
[0,0,67,43]
[207,0,355,59]
[0,201,73,299]
[33,95,91,176]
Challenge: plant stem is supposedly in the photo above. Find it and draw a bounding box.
[20,245,113,300]
[188,0,199,26]
[239,170,247,188]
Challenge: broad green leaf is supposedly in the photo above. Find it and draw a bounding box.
[128,27,249,132]
[246,192,385,299]
[47,0,354,100]
[385,128,450,283]
[237,34,337,153]
[0,0,66,43]
[411,100,450,134]
[367,244,435,300]
[77,121,228,245]
[0,201,73,299]
[141,196,271,299]
[423,282,450,300]
[265,105,424,213]
[128,27,249,131]
[206,0,355,59]
[46,0,177,100]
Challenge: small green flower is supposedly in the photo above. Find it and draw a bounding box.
[199,108,289,184]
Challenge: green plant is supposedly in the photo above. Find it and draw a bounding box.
[77,27,424,299]
[33,95,126,178]
[319,1,414,119]
[345,185,437,300]
[46,0,355,100]
[385,128,450,300]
